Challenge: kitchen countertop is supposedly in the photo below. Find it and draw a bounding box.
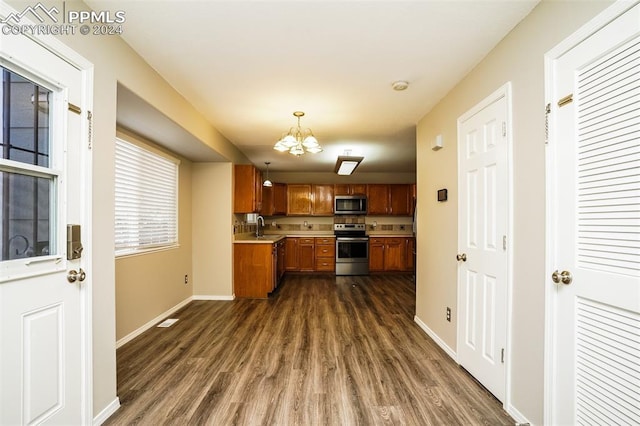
[234,232,413,243]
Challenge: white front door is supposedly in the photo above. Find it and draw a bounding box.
[0,14,93,426]
[545,3,640,425]
[457,84,510,402]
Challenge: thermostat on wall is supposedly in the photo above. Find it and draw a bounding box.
[437,189,448,202]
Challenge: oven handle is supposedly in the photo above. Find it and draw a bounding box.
[336,237,370,242]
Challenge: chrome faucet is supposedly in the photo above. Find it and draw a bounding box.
[256,215,265,237]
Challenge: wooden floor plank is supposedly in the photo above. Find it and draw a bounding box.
[105,274,513,425]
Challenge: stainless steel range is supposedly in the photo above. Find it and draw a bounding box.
[334,223,369,276]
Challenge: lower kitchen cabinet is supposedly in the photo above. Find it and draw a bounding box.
[285,237,315,271]
[369,236,415,272]
[234,241,284,298]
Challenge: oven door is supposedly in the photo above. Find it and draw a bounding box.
[336,237,369,263]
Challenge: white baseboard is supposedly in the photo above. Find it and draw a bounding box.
[413,315,457,360]
[116,297,193,348]
[192,295,235,301]
[93,397,120,426]
[507,403,533,426]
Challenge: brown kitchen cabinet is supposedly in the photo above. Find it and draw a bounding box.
[367,184,390,215]
[287,184,312,215]
[312,184,334,216]
[261,182,287,216]
[234,164,262,213]
[369,236,414,272]
[234,241,280,298]
[285,237,315,271]
[334,184,367,196]
[367,184,412,216]
[315,237,336,271]
[389,184,412,216]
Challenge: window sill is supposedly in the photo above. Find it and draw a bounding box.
[115,244,180,259]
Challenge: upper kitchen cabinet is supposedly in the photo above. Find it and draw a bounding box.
[261,183,287,216]
[389,184,411,216]
[312,184,334,216]
[287,184,334,216]
[287,184,312,215]
[234,164,262,213]
[367,184,390,215]
[334,184,367,196]
[367,184,413,216]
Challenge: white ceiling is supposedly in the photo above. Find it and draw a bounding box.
[98,0,539,173]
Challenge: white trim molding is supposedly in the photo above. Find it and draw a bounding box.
[92,397,120,426]
[116,297,193,348]
[413,315,457,360]
[192,295,235,301]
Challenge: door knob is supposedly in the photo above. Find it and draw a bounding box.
[67,268,86,283]
[551,270,572,285]
[456,253,467,262]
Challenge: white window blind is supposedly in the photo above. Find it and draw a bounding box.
[115,138,178,255]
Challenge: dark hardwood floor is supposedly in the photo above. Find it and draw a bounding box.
[106,274,513,425]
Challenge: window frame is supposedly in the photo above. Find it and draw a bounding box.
[114,132,180,258]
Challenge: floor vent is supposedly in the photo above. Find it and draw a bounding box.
[157,318,179,328]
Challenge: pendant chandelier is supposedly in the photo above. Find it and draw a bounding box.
[273,111,323,156]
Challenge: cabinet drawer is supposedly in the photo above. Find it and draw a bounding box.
[369,237,386,245]
[315,237,335,246]
[315,259,335,271]
[299,238,315,245]
[315,244,335,258]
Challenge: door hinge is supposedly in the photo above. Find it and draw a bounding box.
[501,348,505,363]
[503,235,507,251]
[502,122,506,137]
[557,93,573,107]
[87,110,93,149]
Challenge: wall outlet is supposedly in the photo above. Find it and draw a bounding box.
[184,274,189,284]
[446,307,451,322]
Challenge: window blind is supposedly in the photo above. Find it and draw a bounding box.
[115,138,178,254]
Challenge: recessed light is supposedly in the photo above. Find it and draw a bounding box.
[392,80,409,91]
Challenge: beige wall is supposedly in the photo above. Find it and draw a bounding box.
[114,131,193,341]
[415,1,612,424]
[192,163,234,298]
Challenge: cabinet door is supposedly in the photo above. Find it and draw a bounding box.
[298,238,315,271]
[287,184,312,215]
[384,238,405,271]
[367,184,390,215]
[350,184,367,195]
[273,183,287,215]
[254,167,263,212]
[405,237,415,272]
[334,184,350,196]
[389,184,411,216]
[369,238,385,272]
[260,185,274,216]
[285,238,299,271]
[234,164,260,213]
[312,184,334,216]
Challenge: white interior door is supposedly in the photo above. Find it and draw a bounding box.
[546,3,640,425]
[0,17,92,426]
[457,84,510,403]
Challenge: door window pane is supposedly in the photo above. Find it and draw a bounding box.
[0,67,56,262]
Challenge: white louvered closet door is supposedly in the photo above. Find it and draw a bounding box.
[550,4,640,425]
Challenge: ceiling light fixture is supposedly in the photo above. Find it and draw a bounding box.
[273,111,323,156]
[263,161,273,187]
[335,155,364,175]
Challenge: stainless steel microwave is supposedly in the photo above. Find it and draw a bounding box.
[334,195,367,215]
